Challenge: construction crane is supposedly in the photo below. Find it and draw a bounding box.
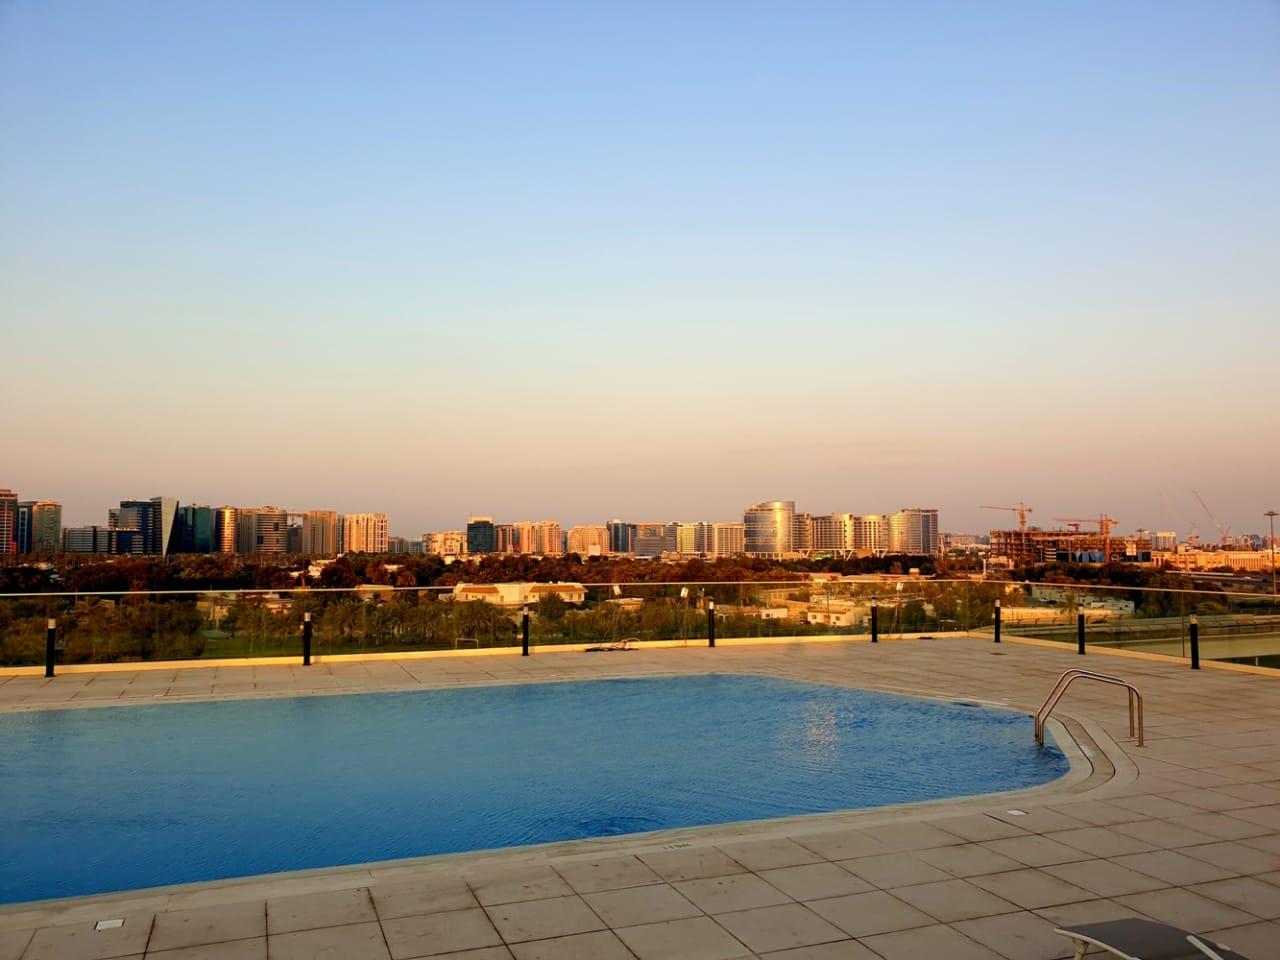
[1192,490,1232,545]
[981,502,1033,532]
[1053,514,1119,562]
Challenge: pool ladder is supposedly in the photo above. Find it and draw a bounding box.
[1035,669,1144,748]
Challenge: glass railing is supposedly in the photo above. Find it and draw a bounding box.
[1,578,1277,669]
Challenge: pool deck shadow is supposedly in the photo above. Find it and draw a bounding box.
[2,636,1279,960]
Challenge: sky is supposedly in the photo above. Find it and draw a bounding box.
[2,1,1278,536]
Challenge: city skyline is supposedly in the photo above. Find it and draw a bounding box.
[3,2,1277,536]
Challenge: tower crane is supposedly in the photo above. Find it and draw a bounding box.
[1053,514,1119,562]
[980,503,1034,564]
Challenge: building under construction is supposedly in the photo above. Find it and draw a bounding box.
[989,528,1152,566]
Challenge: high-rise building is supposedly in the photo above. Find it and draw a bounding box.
[466,516,496,555]
[62,525,113,553]
[28,500,62,555]
[342,513,389,553]
[634,522,676,558]
[889,508,940,555]
[812,513,856,553]
[674,523,701,556]
[253,507,290,554]
[530,520,562,555]
[16,501,33,554]
[236,507,258,554]
[301,510,339,555]
[494,523,518,553]
[286,523,303,554]
[1151,531,1178,551]
[174,505,214,553]
[110,497,179,556]
[744,500,794,556]
[606,520,636,555]
[853,514,890,555]
[566,525,610,556]
[422,530,467,556]
[712,522,745,557]
[213,507,238,553]
[792,513,814,553]
[0,489,17,556]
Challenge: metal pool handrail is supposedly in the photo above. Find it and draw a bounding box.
[1035,669,1144,748]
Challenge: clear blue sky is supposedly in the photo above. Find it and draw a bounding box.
[2,1,1277,536]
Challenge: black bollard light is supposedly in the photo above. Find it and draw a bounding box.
[521,607,530,657]
[1189,615,1200,670]
[707,601,716,648]
[1077,611,1086,655]
[994,598,1002,644]
[302,612,312,666]
[45,618,56,679]
[870,600,879,643]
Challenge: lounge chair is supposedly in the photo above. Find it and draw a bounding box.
[1054,919,1251,960]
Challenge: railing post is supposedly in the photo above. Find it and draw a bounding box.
[707,601,716,648]
[45,618,56,678]
[870,601,878,643]
[993,598,1001,644]
[302,612,312,667]
[521,607,530,657]
[1189,615,1199,670]
[1077,612,1086,655]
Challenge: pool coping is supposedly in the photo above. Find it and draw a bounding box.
[0,670,1120,928]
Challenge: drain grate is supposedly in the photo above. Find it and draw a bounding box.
[95,919,125,931]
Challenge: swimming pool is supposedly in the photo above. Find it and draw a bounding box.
[0,674,1068,904]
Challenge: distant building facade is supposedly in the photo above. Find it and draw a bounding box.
[889,508,940,555]
[744,500,795,556]
[213,507,238,553]
[342,513,389,553]
[466,516,496,555]
[62,525,114,554]
[302,510,339,555]
[567,525,610,556]
[0,489,18,556]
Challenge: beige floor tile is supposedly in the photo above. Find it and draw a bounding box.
[1167,813,1270,841]
[267,922,389,960]
[888,878,1020,923]
[915,843,1026,878]
[981,836,1092,868]
[484,894,604,943]
[614,916,751,960]
[676,874,793,914]
[715,839,822,872]
[509,930,633,960]
[22,913,153,960]
[1033,897,1156,928]
[267,887,375,934]
[927,814,1029,842]
[1188,876,1280,919]
[838,853,952,889]
[148,901,265,951]
[859,922,1003,960]
[713,903,847,954]
[859,821,961,852]
[583,884,701,927]
[759,941,879,959]
[969,870,1095,910]
[0,929,32,960]
[639,848,749,883]
[425,949,512,960]
[1113,888,1260,933]
[381,907,503,959]
[756,863,872,902]
[954,911,1075,960]
[147,939,267,959]
[1202,921,1280,959]
[1109,850,1237,886]
[470,867,574,906]
[986,809,1088,834]
[805,890,932,938]
[1043,826,1157,858]
[791,831,887,861]
[555,856,662,894]
[370,879,477,920]
[1039,859,1168,898]
[1180,841,1280,875]
[1111,819,1219,849]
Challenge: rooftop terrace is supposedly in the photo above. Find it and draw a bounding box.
[1,635,1278,960]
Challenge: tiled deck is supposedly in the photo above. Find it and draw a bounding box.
[2,636,1278,960]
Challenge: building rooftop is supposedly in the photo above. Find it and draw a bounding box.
[1,637,1278,959]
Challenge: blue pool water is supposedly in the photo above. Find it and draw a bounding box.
[0,674,1067,904]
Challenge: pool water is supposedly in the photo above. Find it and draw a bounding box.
[0,674,1067,903]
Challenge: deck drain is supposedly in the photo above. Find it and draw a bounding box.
[95,919,125,931]
[1004,809,1028,816]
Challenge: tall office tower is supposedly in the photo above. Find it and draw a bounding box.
[494,523,518,553]
[712,522,746,557]
[744,500,795,556]
[889,507,940,555]
[62,525,113,553]
[606,520,636,555]
[792,513,814,554]
[29,501,62,555]
[174,505,214,553]
[342,513,389,554]
[509,521,536,554]
[213,507,238,553]
[253,507,290,554]
[466,516,496,555]
[16,501,33,553]
[812,514,856,553]
[853,514,890,555]
[236,508,258,554]
[675,522,701,556]
[112,497,179,555]
[532,520,562,555]
[0,489,17,556]
[149,496,179,556]
[286,524,303,554]
[566,524,610,556]
[633,522,675,558]
[301,510,339,555]
[1151,531,1178,551]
